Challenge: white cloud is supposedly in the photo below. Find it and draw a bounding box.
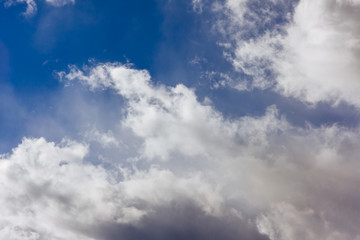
[62,63,288,161]
[0,137,224,239]
[59,62,360,239]
[3,0,74,16]
[216,0,360,107]
[4,0,360,238]
[230,31,282,89]
[275,0,360,106]
[4,0,37,16]
[84,127,119,148]
[1,62,360,239]
[257,203,360,240]
[192,0,204,13]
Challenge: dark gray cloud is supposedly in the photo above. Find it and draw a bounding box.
[96,204,269,240]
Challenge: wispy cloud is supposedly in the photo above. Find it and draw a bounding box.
[4,0,37,16]
[45,0,74,7]
[3,0,74,16]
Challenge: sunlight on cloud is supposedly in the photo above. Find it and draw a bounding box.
[276,0,360,106]
[0,137,224,239]
[1,60,360,239]
[58,62,360,239]
[2,0,360,239]
[214,0,360,107]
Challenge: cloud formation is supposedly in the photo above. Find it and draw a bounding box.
[56,62,360,239]
[0,137,232,239]
[1,61,360,239]
[192,0,204,13]
[2,1,360,239]
[212,0,360,107]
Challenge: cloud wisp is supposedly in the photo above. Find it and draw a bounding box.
[3,0,74,16]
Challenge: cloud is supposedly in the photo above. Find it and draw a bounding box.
[1,0,360,238]
[256,202,360,240]
[45,0,74,7]
[4,0,37,16]
[59,62,360,239]
[0,137,232,239]
[192,0,204,13]
[3,0,74,16]
[83,127,120,148]
[275,0,360,106]
[61,63,288,161]
[213,0,360,107]
[205,0,295,90]
[1,62,360,239]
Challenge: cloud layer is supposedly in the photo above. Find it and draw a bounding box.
[2,62,357,239]
[60,62,360,239]
[1,0,360,239]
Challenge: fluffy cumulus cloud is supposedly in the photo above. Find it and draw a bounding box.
[211,0,360,107]
[3,0,360,239]
[3,0,74,16]
[54,62,360,239]
[1,62,360,239]
[0,137,230,239]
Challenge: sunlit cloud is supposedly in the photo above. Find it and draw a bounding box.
[210,0,360,107]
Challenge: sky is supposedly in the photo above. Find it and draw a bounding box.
[0,0,360,239]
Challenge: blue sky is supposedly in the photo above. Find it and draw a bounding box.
[1,0,360,239]
[2,0,359,151]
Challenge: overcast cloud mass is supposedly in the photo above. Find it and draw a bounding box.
[1,0,360,240]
